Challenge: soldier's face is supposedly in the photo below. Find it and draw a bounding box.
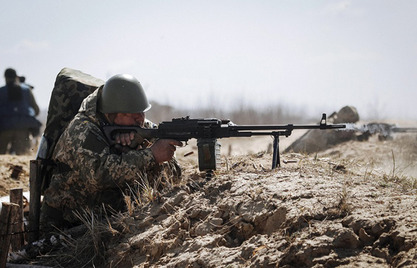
[114,112,145,127]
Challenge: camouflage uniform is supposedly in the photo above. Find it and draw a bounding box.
[41,87,180,228]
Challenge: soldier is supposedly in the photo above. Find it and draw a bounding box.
[0,68,41,154]
[40,74,182,229]
[284,106,359,154]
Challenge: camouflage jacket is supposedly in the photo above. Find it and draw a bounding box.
[43,87,174,223]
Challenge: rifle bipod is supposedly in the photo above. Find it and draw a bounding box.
[271,134,280,169]
[271,130,292,169]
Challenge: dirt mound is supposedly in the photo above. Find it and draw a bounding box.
[1,133,417,267]
[101,138,416,267]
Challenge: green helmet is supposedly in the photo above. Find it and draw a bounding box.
[99,74,151,113]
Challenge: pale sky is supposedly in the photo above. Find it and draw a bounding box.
[1,0,416,120]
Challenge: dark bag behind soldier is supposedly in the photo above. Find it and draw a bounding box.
[36,68,105,193]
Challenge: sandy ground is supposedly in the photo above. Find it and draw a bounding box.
[1,131,417,267]
[0,154,33,197]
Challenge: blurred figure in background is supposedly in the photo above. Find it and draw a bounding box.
[0,68,41,155]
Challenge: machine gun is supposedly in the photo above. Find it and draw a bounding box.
[103,114,345,175]
[345,123,417,141]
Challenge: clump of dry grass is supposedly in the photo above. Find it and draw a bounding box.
[124,176,159,216]
[124,162,181,215]
[336,185,352,216]
[380,150,417,191]
[37,167,182,267]
[37,208,113,268]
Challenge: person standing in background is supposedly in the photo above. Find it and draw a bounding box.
[0,68,41,155]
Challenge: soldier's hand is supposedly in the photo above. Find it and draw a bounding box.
[114,132,136,146]
[150,139,183,163]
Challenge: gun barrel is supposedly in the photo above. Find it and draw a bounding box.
[230,123,345,131]
[392,127,417,133]
[340,124,417,134]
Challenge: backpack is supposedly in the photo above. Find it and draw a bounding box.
[37,67,104,193]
